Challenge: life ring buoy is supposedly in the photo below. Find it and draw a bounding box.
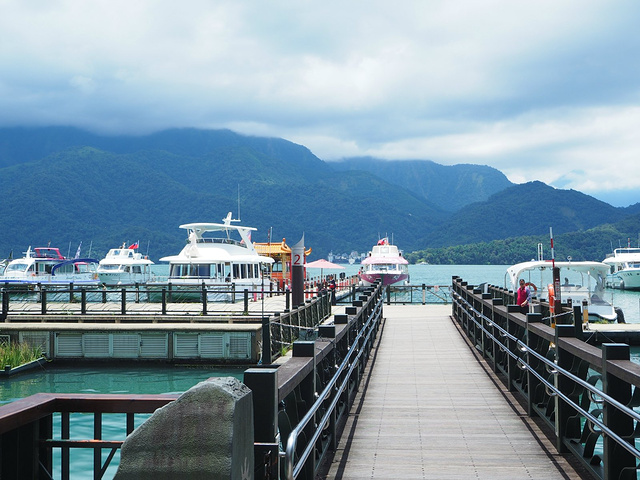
[526,282,537,292]
[548,284,555,315]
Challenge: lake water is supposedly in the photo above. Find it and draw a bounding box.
[2,263,640,478]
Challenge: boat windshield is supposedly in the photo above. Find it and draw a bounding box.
[99,264,122,271]
[5,262,30,273]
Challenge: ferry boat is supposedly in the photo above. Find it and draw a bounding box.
[506,259,622,323]
[97,243,155,286]
[602,247,640,290]
[360,238,409,286]
[148,213,274,301]
[0,246,99,289]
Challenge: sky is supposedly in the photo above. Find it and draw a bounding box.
[1,1,640,206]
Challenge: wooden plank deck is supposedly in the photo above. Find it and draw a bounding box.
[322,305,588,480]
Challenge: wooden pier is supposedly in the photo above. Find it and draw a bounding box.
[322,305,588,479]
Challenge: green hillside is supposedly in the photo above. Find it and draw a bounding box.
[0,127,637,264]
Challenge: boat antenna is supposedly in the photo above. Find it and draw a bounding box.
[88,241,93,258]
[237,184,241,221]
[146,240,150,257]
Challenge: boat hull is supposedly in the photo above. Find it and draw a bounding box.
[606,270,640,290]
[360,272,409,286]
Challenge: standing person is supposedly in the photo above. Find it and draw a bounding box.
[517,279,531,314]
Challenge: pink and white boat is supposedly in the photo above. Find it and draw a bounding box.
[360,238,410,286]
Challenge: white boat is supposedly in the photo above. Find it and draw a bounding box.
[0,246,99,289]
[602,247,640,290]
[505,260,622,323]
[360,238,410,286]
[97,243,155,285]
[148,213,274,301]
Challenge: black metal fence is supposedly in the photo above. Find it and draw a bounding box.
[0,284,384,479]
[452,276,640,480]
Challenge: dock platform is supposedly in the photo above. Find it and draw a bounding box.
[322,305,588,479]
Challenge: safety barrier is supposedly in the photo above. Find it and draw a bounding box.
[452,276,640,480]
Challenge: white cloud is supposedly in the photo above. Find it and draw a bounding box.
[1,0,640,203]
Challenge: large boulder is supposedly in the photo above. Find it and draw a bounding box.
[114,377,254,479]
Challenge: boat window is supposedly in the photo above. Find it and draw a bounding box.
[132,266,142,274]
[196,264,210,277]
[233,264,240,279]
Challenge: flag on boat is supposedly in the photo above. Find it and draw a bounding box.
[377,237,389,245]
[129,241,139,250]
[74,241,82,259]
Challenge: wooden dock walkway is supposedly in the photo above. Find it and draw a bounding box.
[322,304,588,480]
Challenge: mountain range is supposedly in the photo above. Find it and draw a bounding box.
[0,126,638,264]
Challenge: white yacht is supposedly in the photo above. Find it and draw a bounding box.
[0,246,99,289]
[602,247,640,290]
[506,260,622,323]
[148,213,274,301]
[97,244,155,285]
[360,238,409,286]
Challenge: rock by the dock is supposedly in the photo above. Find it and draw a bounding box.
[114,377,254,480]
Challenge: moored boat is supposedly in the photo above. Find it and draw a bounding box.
[506,259,622,323]
[147,213,274,302]
[97,243,155,286]
[360,238,409,286]
[0,246,99,289]
[602,247,640,290]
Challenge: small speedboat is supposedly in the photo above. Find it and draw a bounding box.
[97,243,155,285]
[360,238,409,286]
[506,259,622,323]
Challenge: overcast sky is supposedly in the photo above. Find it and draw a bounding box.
[1,1,639,206]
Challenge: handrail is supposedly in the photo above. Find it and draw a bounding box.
[451,278,640,479]
[284,289,384,479]
[457,291,640,461]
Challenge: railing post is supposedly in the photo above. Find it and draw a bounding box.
[244,289,249,315]
[121,288,126,315]
[293,341,317,479]
[1,287,8,321]
[201,283,207,315]
[602,343,635,480]
[286,287,291,311]
[262,316,272,364]
[555,325,574,454]
[41,286,47,315]
[243,368,279,480]
[525,312,543,416]
[81,287,87,315]
[506,305,520,392]
[161,288,167,315]
[69,282,74,303]
[102,285,107,303]
[422,284,426,305]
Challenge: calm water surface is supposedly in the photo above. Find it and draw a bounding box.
[2,264,640,478]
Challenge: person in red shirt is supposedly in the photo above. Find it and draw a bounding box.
[517,279,531,314]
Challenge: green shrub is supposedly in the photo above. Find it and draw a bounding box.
[0,342,43,368]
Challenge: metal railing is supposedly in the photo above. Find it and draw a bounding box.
[0,284,383,479]
[452,276,640,480]
[245,283,384,479]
